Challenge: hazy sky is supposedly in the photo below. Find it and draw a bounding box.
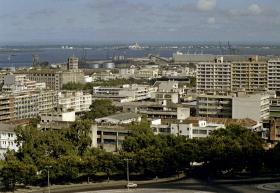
[0,0,280,44]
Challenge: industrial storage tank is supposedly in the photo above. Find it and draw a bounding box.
[103,62,115,69]
[89,63,101,69]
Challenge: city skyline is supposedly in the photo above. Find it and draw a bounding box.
[0,0,280,44]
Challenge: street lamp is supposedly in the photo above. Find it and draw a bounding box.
[124,158,132,189]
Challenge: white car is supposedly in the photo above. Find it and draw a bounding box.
[126,182,138,188]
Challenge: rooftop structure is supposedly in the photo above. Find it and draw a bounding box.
[95,112,141,124]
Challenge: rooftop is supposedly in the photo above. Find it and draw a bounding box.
[97,112,140,121]
[0,123,17,132]
[184,117,257,128]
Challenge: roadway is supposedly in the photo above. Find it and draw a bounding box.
[74,178,279,193]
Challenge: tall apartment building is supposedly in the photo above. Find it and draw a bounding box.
[268,59,280,91]
[14,92,39,120]
[67,56,79,70]
[196,57,268,93]
[196,57,232,94]
[0,90,58,121]
[58,91,92,113]
[38,90,58,113]
[0,95,15,122]
[231,61,267,92]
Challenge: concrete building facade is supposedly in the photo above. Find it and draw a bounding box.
[197,94,233,118]
[58,91,92,113]
[231,61,267,92]
[17,70,84,90]
[268,59,280,91]
[0,123,18,159]
[196,59,232,94]
[232,93,270,122]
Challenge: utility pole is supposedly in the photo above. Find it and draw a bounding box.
[46,166,52,193]
[124,158,132,190]
[48,168,50,193]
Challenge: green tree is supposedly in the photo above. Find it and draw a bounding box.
[194,124,264,175]
[122,120,193,176]
[85,99,118,120]
[1,151,37,190]
[65,119,93,156]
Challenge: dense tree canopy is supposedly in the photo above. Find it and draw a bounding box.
[193,125,264,175]
[0,121,274,191]
[122,120,196,176]
[85,99,119,120]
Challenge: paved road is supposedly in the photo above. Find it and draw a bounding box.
[75,178,280,193]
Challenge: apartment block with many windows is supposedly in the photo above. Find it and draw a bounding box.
[196,58,232,94]
[231,61,267,92]
[268,59,280,91]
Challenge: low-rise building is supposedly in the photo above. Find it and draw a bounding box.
[92,71,118,81]
[40,110,76,123]
[151,118,224,139]
[91,124,130,152]
[119,66,135,79]
[95,112,141,124]
[197,94,233,118]
[197,92,270,122]
[155,92,179,105]
[93,84,156,103]
[134,67,159,79]
[58,91,92,113]
[151,117,261,139]
[0,123,18,159]
[119,101,190,120]
[232,93,270,122]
